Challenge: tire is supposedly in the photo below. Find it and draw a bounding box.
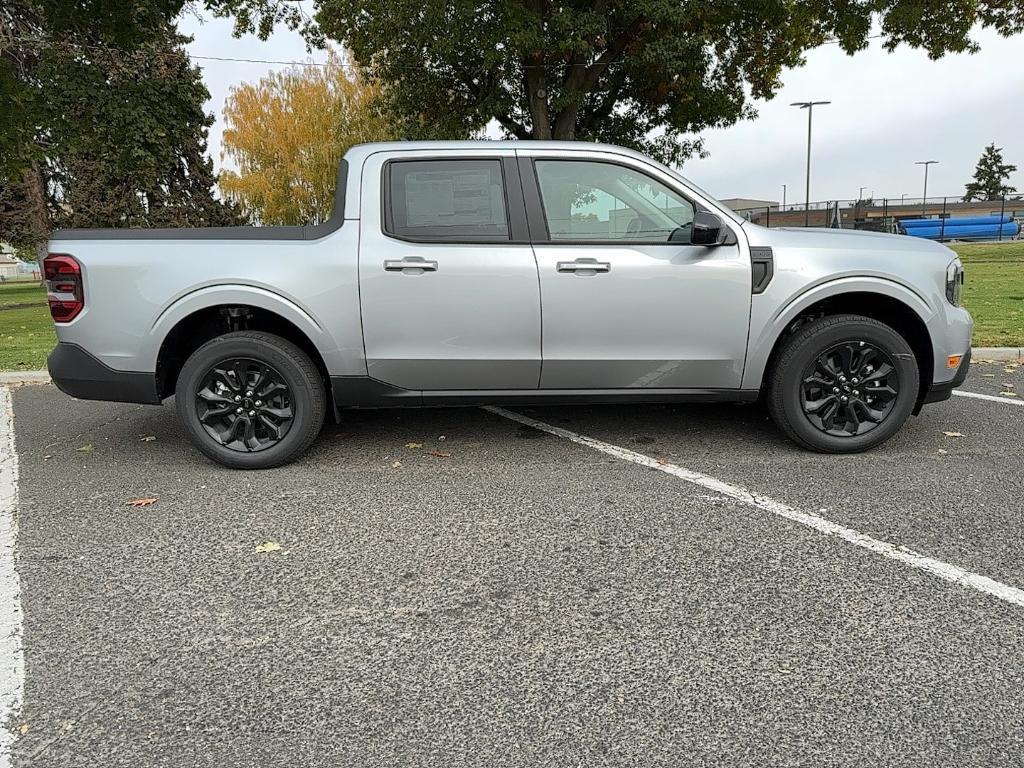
[766,314,919,453]
[175,331,326,469]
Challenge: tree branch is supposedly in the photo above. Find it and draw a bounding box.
[552,14,645,139]
[576,69,628,135]
[495,112,531,140]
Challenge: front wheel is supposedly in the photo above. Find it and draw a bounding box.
[175,331,326,469]
[767,314,920,453]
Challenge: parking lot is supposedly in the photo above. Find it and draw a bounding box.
[2,361,1023,766]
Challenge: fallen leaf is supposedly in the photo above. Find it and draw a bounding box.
[1006,367,1018,374]
[254,541,281,553]
[1000,391,1019,398]
[942,431,965,437]
[656,457,669,465]
[1002,383,1015,389]
[335,431,355,439]
[429,450,451,458]
[76,444,93,452]
[438,435,447,441]
[43,455,52,461]
[127,497,157,507]
[937,449,948,455]
[19,723,28,735]
[139,435,157,442]
[405,442,422,450]
[391,460,402,469]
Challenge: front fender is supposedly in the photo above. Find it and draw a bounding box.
[741,276,936,390]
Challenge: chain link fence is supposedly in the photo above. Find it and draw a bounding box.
[735,194,1024,241]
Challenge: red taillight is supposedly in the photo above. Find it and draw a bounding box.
[43,253,84,323]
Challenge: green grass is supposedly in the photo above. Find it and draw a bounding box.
[0,243,1022,372]
[951,241,1024,347]
[0,280,46,308]
[0,284,56,371]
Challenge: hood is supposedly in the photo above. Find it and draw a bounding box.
[743,222,957,259]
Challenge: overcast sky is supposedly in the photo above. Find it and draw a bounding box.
[180,10,1024,205]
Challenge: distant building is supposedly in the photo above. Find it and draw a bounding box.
[720,198,780,217]
[0,251,21,280]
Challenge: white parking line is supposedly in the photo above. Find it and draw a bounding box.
[954,390,1023,406]
[484,405,1024,610]
[0,388,24,768]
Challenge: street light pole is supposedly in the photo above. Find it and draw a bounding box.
[782,184,786,209]
[859,186,866,201]
[915,160,939,217]
[791,101,831,226]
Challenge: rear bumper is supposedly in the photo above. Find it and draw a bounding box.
[919,347,971,408]
[47,343,161,405]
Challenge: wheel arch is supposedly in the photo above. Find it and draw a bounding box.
[151,286,339,401]
[745,279,935,401]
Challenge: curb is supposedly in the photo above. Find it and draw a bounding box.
[0,371,51,386]
[972,347,1024,362]
[1,346,1020,386]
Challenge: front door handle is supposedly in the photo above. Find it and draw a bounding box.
[384,257,438,273]
[557,258,611,274]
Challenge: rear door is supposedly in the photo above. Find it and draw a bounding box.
[358,150,541,391]
[520,150,752,390]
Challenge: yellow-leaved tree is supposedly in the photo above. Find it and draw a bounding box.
[219,51,397,225]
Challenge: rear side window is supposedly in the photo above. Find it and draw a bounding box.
[385,159,510,241]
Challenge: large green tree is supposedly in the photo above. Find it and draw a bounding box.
[1,0,188,175]
[208,0,1024,165]
[964,143,1018,201]
[1,2,242,255]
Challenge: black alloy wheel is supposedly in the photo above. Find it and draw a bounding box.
[800,341,900,437]
[196,358,295,451]
[766,314,920,454]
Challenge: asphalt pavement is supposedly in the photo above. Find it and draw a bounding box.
[4,361,1024,767]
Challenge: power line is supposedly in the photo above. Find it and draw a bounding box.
[4,31,889,72]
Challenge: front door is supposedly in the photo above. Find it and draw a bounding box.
[358,152,541,391]
[522,153,752,390]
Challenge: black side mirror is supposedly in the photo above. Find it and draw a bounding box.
[691,210,728,246]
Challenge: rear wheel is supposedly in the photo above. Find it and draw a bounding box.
[175,331,326,469]
[767,314,919,453]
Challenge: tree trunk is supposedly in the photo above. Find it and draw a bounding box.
[524,51,551,139]
[551,110,577,140]
[24,163,50,257]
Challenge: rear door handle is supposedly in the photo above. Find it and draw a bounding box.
[384,257,438,273]
[557,258,611,274]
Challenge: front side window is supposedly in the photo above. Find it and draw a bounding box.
[386,159,510,241]
[535,160,696,243]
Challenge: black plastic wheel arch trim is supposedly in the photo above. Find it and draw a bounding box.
[47,343,161,404]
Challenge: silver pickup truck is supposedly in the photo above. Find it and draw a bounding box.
[45,141,972,468]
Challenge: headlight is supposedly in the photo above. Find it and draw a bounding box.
[946,260,964,306]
